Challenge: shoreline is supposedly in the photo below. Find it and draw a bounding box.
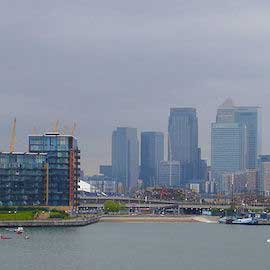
[100,215,219,224]
[0,216,100,227]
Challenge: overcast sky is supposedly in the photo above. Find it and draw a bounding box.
[1,0,270,174]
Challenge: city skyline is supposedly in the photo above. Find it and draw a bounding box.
[0,100,265,176]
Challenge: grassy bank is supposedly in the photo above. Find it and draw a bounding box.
[0,207,69,221]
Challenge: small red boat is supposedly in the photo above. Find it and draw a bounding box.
[0,235,12,240]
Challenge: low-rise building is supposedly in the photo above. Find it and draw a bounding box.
[0,152,47,206]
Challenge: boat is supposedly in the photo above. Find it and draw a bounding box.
[15,227,24,234]
[218,217,235,224]
[0,235,12,240]
[232,217,258,225]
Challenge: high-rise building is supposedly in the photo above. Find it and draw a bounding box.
[216,98,260,169]
[258,155,270,196]
[29,132,80,206]
[235,107,260,169]
[0,152,47,206]
[140,132,164,187]
[211,122,247,182]
[211,99,260,186]
[112,127,139,191]
[158,161,181,187]
[168,108,199,183]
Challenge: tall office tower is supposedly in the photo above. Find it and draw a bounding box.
[211,122,247,183]
[158,161,181,187]
[112,127,139,191]
[29,132,80,207]
[140,132,164,187]
[168,108,199,184]
[211,99,260,188]
[235,107,259,169]
[216,98,260,169]
[257,155,270,196]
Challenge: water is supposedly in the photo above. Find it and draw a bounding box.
[0,222,269,270]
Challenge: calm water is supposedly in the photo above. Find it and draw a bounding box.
[0,222,270,270]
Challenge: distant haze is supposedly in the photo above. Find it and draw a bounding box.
[1,0,270,174]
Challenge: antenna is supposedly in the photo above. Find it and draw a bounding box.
[9,118,16,152]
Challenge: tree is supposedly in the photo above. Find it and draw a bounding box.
[104,200,123,213]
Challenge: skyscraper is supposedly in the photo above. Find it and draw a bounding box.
[168,108,199,183]
[211,99,260,189]
[211,122,247,182]
[112,127,139,191]
[235,107,260,169]
[140,132,164,187]
[216,98,260,169]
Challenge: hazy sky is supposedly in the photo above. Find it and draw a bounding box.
[1,0,270,174]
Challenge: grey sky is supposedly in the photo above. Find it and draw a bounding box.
[1,0,270,174]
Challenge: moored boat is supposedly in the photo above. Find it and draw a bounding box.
[232,217,258,225]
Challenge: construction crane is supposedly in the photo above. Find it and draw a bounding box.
[9,118,16,152]
[61,126,67,135]
[53,120,59,133]
[71,122,76,137]
[32,126,37,134]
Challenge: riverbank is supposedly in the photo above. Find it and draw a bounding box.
[0,216,100,227]
[100,215,219,223]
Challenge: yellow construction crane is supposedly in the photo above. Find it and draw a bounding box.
[61,126,67,135]
[53,120,59,133]
[9,118,16,152]
[32,126,37,134]
[71,122,76,137]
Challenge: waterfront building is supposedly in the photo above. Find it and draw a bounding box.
[158,161,181,187]
[29,132,80,206]
[112,127,139,191]
[140,131,164,187]
[168,108,199,183]
[258,155,270,196]
[0,152,47,206]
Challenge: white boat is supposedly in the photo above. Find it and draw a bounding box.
[15,227,24,234]
[232,217,258,225]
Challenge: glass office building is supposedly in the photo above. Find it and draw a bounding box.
[112,127,139,191]
[29,132,80,206]
[168,108,199,183]
[211,123,247,185]
[0,152,47,206]
[140,132,164,187]
[216,99,260,169]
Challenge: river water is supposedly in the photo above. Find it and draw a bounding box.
[0,222,269,270]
